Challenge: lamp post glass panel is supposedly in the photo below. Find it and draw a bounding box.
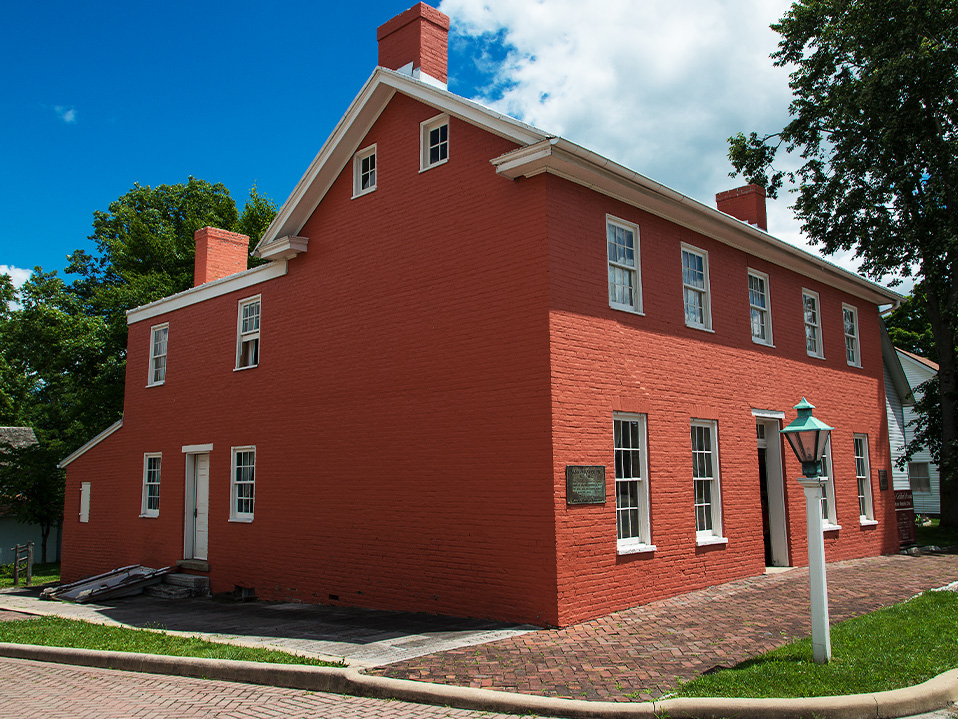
[781,398,834,664]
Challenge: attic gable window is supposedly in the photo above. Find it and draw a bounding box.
[148,323,168,386]
[353,145,377,198]
[236,296,261,370]
[420,114,449,171]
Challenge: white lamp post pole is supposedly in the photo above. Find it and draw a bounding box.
[798,475,831,663]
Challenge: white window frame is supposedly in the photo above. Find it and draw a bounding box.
[682,244,712,331]
[607,216,643,314]
[908,462,931,493]
[691,420,726,544]
[614,413,654,554]
[231,446,256,522]
[803,290,824,358]
[843,303,861,367]
[352,144,377,198]
[819,439,840,530]
[854,434,875,523]
[420,114,449,171]
[235,295,261,370]
[141,453,161,518]
[148,323,169,386]
[747,269,773,346]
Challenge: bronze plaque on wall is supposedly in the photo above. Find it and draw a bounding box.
[566,465,606,504]
[878,469,889,491]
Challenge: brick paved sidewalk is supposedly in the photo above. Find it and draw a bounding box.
[373,554,958,702]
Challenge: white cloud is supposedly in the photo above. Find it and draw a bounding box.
[0,265,32,289]
[54,105,77,123]
[439,0,891,284]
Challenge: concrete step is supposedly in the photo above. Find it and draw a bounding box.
[144,584,192,600]
[163,573,210,595]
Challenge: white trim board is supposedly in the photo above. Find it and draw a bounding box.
[58,419,123,468]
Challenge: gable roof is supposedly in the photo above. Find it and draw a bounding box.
[896,347,940,373]
[880,326,914,406]
[254,66,899,307]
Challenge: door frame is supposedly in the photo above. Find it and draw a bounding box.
[753,411,790,567]
[182,444,212,561]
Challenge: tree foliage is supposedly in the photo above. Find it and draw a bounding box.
[728,0,958,523]
[0,178,277,552]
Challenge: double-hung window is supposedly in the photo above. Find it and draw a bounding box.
[353,144,377,197]
[691,420,724,543]
[236,296,261,369]
[420,114,449,171]
[682,245,711,330]
[843,304,860,366]
[819,440,838,529]
[909,462,931,493]
[614,413,653,553]
[854,434,874,522]
[607,217,642,313]
[141,453,161,517]
[748,270,772,345]
[231,446,255,521]
[149,323,168,386]
[803,290,824,358]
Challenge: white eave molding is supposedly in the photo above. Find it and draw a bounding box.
[257,235,308,261]
[253,67,549,258]
[58,419,123,469]
[492,138,901,306]
[126,259,289,325]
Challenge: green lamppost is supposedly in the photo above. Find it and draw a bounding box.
[780,398,834,664]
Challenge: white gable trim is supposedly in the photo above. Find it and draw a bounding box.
[58,419,123,469]
[126,260,288,325]
[254,67,549,258]
[493,139,900,306]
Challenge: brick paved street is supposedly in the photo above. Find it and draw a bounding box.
[374,554,958,702]
[0,656,540,719]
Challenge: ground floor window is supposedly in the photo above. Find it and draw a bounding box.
[908,462,931,493]
[231,447,255,520]
[614,413,652,552]
[141,453,161,517]
[854,434,873,521]
[819,441,838,528]
[691,420,723,542]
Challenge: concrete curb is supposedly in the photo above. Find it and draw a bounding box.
[1,642,956,719]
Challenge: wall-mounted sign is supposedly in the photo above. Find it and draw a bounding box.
[566,465,606,505]
[878,469,889,491]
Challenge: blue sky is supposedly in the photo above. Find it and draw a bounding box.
[2,0,895,291]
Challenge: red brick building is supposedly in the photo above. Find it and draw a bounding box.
[60,3,901,627]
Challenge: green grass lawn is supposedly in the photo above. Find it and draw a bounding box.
[675,590,958,698]
[0,562,60,589]
[0,615,344,666]
[915,518,958,548]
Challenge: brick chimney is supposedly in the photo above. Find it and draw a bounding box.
[194,227,249,287]
[716,184,768,231]
[377,3,450,87]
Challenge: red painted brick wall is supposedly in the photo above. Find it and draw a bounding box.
[544,175,897,625]
[63,93,560,625]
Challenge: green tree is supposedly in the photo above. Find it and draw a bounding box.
[728,0,958,525]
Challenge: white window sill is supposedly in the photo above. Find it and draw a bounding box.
[860,518,879,527]
[139,513,159,519]
[751,337,775,348]
[696,535,729,547]
[610,304,644,316]
[351,187,377,199]
[617,542,657,556]
[806,352,826,360]
[233,364,258,372]
[420,158,448,173]
[822,523,842,532]
[685,323,715,333]
[229,517,254,523]
[846,362,862,369]
[146,382,165,388]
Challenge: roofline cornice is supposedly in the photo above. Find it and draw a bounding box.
[493,139,901,306]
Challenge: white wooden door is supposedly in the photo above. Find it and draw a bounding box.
[193,454,210,560]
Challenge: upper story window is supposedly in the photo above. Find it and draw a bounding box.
[843,304,860,367]
[691,420,724,544]
[748,270,773,345]
[231,446,256,521]
[352,144,377,197]
[682,245,712,330]
[141,453,161,518]
[803,290,824,358]
[148,323,168,386]
[420,114,449,171]
[854,434,874,522]
[607,217,642,313]
[236,296,261,370]
[614,413,653,553]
